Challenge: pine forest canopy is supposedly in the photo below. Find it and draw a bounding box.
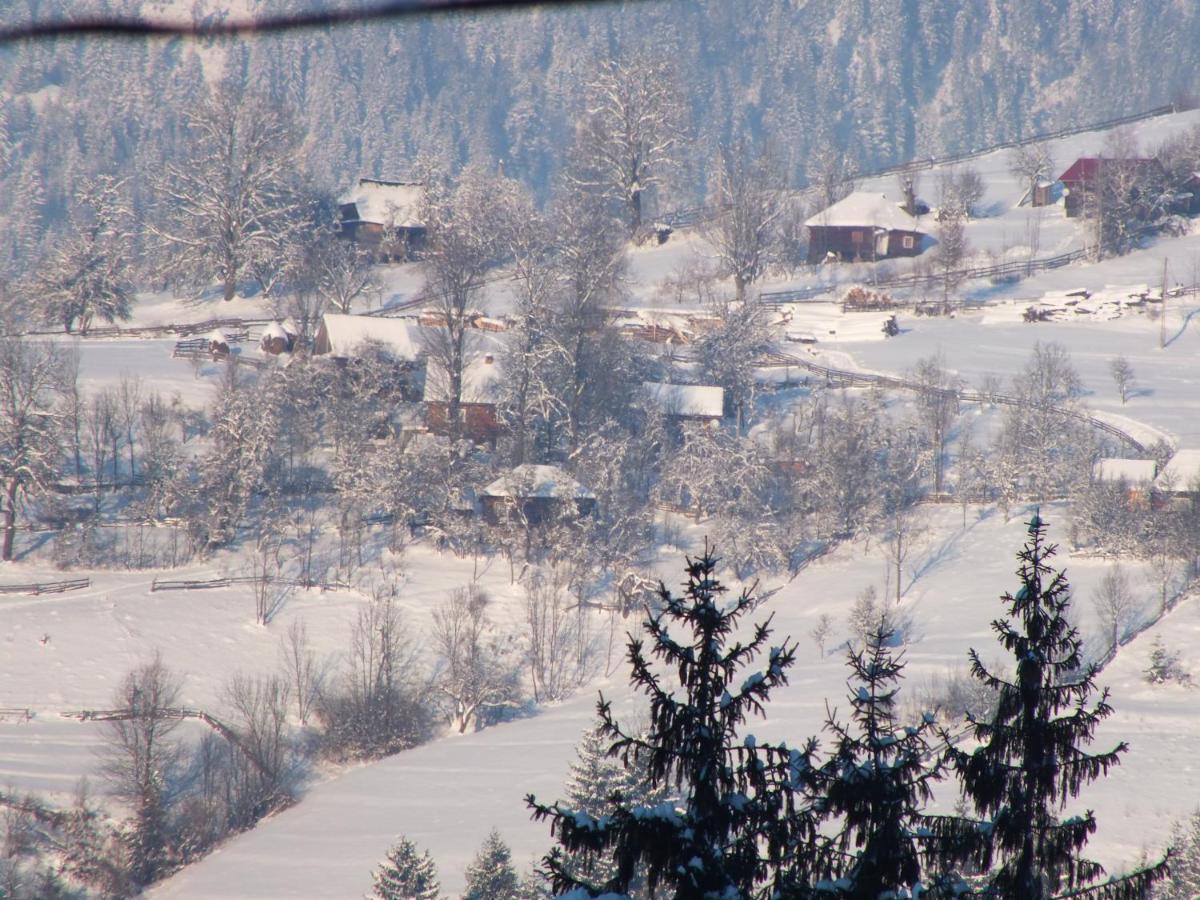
[1,0,1199,276]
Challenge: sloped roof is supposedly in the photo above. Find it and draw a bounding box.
[1058,157,1162,185]
[316,313,423,362]
[641,381,724,418]
[340,178,424,228]
[481,464,595,501]
[1156,450,1200,493]
[1093,458,1157,484]
[805,191,922,231]
[423,351,503,404]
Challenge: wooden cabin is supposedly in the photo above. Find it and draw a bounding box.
[1058,157,1165,218]
[338,178,426,261]
[312,313,423,364]
[640,382,725,426]
[805,192,927,264]
[207,329,232,359]
[423,351,503,445]
[480,464,597,525]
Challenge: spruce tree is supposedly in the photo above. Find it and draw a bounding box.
[528,545,822,899]
[463,829,521,900]
[368,835,440,900]
[819,623,959,898]
[951,514,1168,899]
[558,722,671,895]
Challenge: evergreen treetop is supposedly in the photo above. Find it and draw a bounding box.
[528,545,822,899]
[368,835,440,900]
[951,514,1168,899]
[463,829,521,900]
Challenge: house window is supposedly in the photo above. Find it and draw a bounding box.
[850,230,863,243]
[902,235,915,249]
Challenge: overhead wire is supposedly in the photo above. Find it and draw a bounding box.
[0,0,637,45]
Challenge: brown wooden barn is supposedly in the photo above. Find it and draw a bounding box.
[312,313,423,363]
[338,178,426,261]
[479,465,597,525]
[423,351,503,445]
[1058,157,1165,218]
[805,192,927,263]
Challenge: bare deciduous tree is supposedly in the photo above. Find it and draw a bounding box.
[152,82,308,302]
[572,54,685,232]
[702,141,785,302]
[911,353,960,495]
[279,619,323,726]
[222,673,294,824]
[100,654,183,886]
[1109,355,1136,405]
[1008,141,1055,205]
[0,339,70,561]
[1092,563,1137,652]
[431,586,522,733]
[525,566,597,703]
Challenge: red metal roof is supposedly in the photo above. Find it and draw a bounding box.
[1058,156,1161,184]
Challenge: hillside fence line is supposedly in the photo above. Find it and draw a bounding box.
[758,350,1148,454]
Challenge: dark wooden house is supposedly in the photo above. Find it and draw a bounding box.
[338,179,426,261]
[805,192,927,264]
[1058,157,1165,218]
[423,351,503,445]
[480,465,597,525]
[259,319,300,355]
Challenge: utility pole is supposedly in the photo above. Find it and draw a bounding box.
[1161,256,1168,349]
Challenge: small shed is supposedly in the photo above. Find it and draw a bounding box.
[480,464,597,525]
[260,319,299,355]
[424,351,504,444]
[338,178,425,261]
[805,192,927,264]
[640,382,725,425]
[312,313,423,363]
[207,329,232,359]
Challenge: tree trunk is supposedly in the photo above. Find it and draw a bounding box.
[1,477,19,562]
[631,188,643,232]
[223,274,237,302]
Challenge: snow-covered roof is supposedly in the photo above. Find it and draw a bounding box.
[804,191,922,232]
[423,351,503,404]
[261,321,289,341]
[316,313,423,362]
[1155,450,1200,492]
[1093,458,1157,484]
[340,178,424,228]
[207,328,232,343]
[641,381,724,418]
[481,464,595,501]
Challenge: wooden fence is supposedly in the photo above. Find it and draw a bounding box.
[150,574,347,592]
[758,351,1147,454]
[0,578,90,596]
[760,248,1089,305]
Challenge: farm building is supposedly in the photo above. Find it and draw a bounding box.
[1093,457,1157,506]
[479,464,597,525]
[1058,157,1166,218]
[424,351,504,444]
[312,313,424,363]
[1154,450,1200,498]
[206,329,233,359]
[259,319,300,355]
[805,191,927,264]
[338,178,425,261]
[640,381,725,425]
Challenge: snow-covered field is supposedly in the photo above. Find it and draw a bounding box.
[8,109,1200,896]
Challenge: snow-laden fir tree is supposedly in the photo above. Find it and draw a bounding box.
[555,721,671,895]
[817,623,968,898]
[368,835,439,900]
[951,514,1168,898]
[1156,810,1200,898]
[528,545,823,899]
[463,829,521,900]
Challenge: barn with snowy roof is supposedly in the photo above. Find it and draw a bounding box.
[338,178,426,261]
[312,313,423,363]
[479,464,596,525]
[640,381,725,425]
[805,191,927,264]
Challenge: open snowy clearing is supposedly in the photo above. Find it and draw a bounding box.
[143,502,1197,897]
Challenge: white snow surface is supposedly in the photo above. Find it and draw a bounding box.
[641,381,725,418]
[340,179,424,228]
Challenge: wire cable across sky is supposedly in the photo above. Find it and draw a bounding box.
[0,0,633,45]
